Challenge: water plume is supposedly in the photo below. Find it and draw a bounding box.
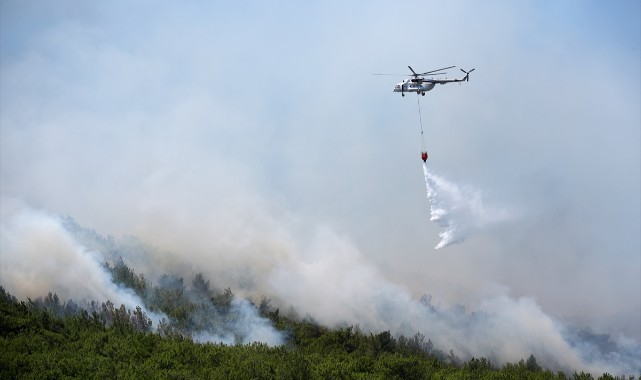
[423,163,512,249]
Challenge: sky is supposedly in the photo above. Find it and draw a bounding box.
[1,0,640,366]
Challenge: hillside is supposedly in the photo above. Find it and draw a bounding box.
[1,285,632,379]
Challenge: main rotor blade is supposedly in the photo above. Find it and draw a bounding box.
[408,66,418,76]
[373,73,446,79]
[420,66,456,75]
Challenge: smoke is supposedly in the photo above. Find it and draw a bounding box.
[423,163,513,249]
[0,1,638,376]
[1,198,639,373]
[192,299,283,346]
[265,223,640,374]
[0,198,153,318]
[0,199,284,346]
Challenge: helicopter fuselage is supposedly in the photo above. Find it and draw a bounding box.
[393,79,435,95]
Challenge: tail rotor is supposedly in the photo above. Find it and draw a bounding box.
[460,68,475,82]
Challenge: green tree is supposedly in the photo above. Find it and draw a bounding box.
[212,287,234,310]
[104,258,148,297]
[526,354,542,372]
[192,272,210,295]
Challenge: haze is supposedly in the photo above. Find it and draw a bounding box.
[1,0,640,371]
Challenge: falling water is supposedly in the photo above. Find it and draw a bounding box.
[422,163,511,249]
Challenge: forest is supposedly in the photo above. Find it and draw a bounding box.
[1,259,636,380]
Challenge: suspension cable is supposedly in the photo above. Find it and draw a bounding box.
[416,94,427,152]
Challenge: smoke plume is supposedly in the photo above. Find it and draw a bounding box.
[1,198,639,374]
[0,199,152,317]
[0,199,284,346]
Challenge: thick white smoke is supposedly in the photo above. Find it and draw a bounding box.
[2,198,639,374]
[0,199,153,317]
[0,199,283,346]
[266,225,640,374]
[423,163,513,249]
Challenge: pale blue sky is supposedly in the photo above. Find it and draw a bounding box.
[1,0,640,344]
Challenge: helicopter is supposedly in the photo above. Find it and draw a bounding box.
[376,66,475,96]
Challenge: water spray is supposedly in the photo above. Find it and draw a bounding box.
[422,164,514,249]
